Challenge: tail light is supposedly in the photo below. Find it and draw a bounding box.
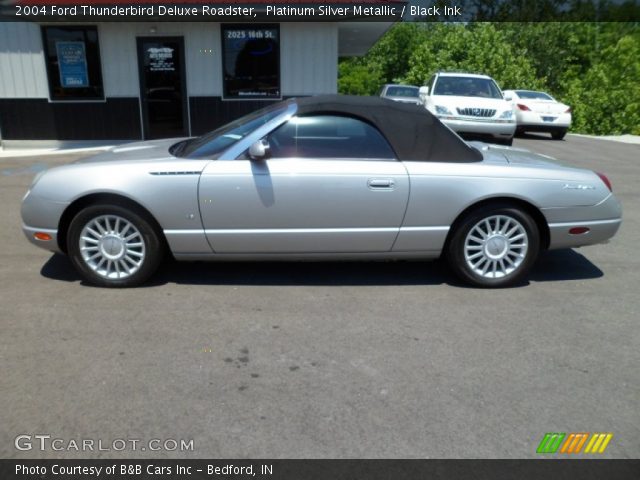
[565,107,572,113]
[596,172,612,192]
[517,104,531,111]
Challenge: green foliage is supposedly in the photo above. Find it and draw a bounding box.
[337,22,639,135]
[402,23,542,91]
[562,33,640,135]
[337,58,383,96]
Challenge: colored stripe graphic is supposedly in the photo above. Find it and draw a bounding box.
[560,433,589,453]
[537,433,566,453]
[584,433,613,453]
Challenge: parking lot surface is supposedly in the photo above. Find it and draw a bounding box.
[1,134,638,458]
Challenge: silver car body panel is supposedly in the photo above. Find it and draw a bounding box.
[199,158,410,253]
[21,101,622,260]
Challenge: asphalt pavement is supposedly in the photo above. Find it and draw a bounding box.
[1,134,638,459]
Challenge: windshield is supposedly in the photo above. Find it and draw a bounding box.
[385,86,419,98]
[515,90,554,100]
[433,77,503,99]
[176,103,288,159]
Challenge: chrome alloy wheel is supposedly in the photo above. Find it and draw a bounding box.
[79,214,146,280]
[463,215,528,279]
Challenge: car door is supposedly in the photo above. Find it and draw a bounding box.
[198,114,410,253]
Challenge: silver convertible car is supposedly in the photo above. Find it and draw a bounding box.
[21,95,621,288]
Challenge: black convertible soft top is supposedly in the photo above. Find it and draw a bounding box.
[294,95,483,163]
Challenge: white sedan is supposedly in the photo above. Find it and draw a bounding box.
[503,90,572,140]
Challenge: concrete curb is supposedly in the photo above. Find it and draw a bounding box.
[569,134,640,145]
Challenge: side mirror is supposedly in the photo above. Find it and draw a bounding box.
[503,93,512,101]
[419,86,429,96]
[248,139,270,160]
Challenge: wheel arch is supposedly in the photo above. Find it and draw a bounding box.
[443,197,550,253]
[57,193,167,254]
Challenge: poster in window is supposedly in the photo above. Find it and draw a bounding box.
[147,47,175,72]
[55,41,89,88]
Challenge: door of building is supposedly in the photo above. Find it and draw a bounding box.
[137,36,188,139]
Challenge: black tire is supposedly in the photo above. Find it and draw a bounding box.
[67,204,164,287]
[494,136,514,146]
[515,127,525,137]
[446,204,540,288]
[551,129,567,140]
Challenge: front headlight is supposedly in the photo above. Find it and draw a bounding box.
[435,105,453,115]
[499,110,514,120]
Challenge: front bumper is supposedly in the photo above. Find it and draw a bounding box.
[438,117,516,138]
[22,225,62,253]
[21,190,69,254]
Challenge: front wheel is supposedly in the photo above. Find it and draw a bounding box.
[67,204,164,287]
[446,205,540,287]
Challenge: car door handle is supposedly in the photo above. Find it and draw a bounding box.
[367,178,395,190]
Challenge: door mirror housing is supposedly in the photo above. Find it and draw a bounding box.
[248,139,270,160]
[419,86,429,96]
[503,93,512,101]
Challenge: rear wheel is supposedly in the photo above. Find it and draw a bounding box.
[67,204,164,287]
[446,205,540,287]
[551,129,567,140]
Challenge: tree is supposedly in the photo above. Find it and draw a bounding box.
[402,23,542,91]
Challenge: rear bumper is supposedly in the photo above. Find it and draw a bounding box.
[547,218,622,249]
[516,111,571,129]
[544,194,622,249]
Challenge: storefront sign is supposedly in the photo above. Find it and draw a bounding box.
[147,47,175,72]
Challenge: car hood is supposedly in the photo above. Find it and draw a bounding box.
[74,138,188,164]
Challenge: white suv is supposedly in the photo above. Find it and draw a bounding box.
[419,72,516,145]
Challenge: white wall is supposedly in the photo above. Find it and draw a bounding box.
[280,23,338,96]
[99,22,338,98]
[0,22,49,98]
[0,21,339,100]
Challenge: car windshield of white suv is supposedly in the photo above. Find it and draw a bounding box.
[434,77,503,99]
[386,86,419,98]
[515,90,554,100]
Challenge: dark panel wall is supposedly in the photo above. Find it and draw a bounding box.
[0,96,302,140]
[189,96,296,135]
[0,98,141,140]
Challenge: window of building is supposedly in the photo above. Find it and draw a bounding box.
[221,24,280,100]
[267,115,396,160]
[41,25,104,101]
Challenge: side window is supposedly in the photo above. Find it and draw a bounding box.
[267,115,396,160]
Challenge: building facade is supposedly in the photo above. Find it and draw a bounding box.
[0,18,390,144]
